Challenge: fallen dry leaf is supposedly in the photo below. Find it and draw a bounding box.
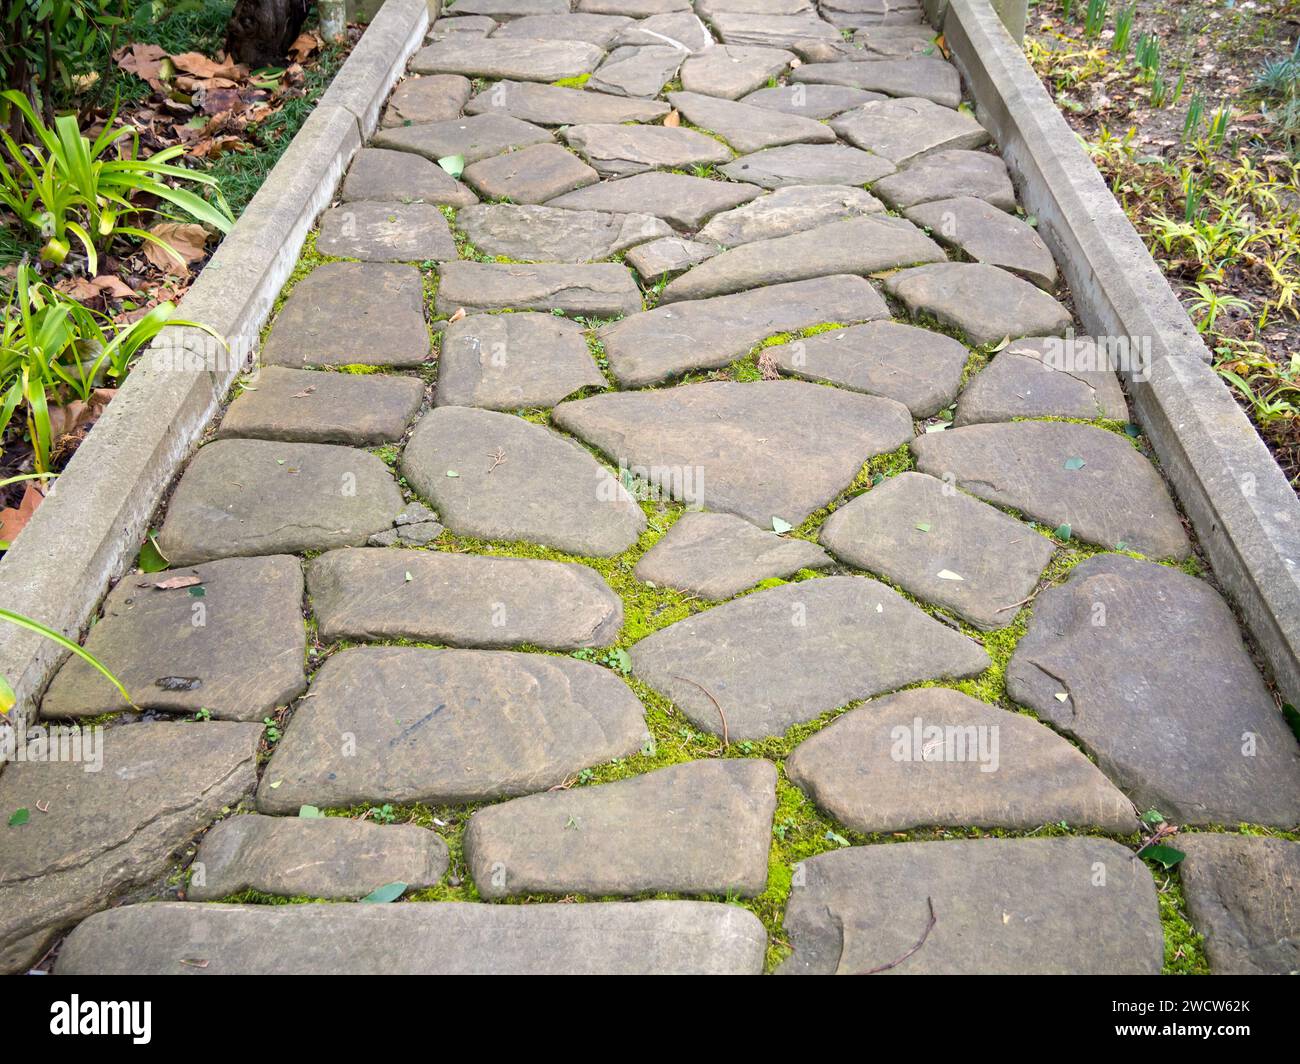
[0,484,45,544]
[448,307,467,324]
[57,275,137,302]
[663,110,681,127]
[144,223,209,276]
[149,574,203,590]
[288,31,324,64]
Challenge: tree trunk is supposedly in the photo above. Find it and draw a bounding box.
[224,0,312,68]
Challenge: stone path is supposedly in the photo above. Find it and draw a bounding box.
[8,0,1300,977]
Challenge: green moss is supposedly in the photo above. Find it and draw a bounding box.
[552,73,591,89]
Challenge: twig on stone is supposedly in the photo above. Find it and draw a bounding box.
[672,673,729,748]
[486,448,507,474]
[858,897,936,975]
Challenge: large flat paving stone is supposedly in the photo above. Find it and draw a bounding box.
[316,202,458,262]
[562,123,733,177]
[910,421,1190,558]
[906,196,1057,290]
[786,688,1138,833]
[429,14,499,38]
[188,815,449,901]
[598,274,887,385]
[307,547,623,647]
[579,0,693,12]
[458,204,668,264]
[872,148,1015,210]
[614,10,713,51]
[436,311,605,408]
[697,0,815,14]
[625,236,717,280]
[465,759,776,898]
[410,37,606,82]
[790,57,961,108]
[635,510,831,598]
[56,899,766,975]
[461,142,600,204]
[955,335,1128,425]
[218,366,424,446]
[157,439,404,565]
[262,262,430,369]
[1178,835,1300,975]
[258,646,649,810]
[340,147,478,208]
[831,96,988,164]
[491,11,634,44]
[588,45,685,97]
[668,90,835,153]
[710,11,840,49]
[554,380,912,526]
[741,82,883,117]
[661,214,944,302]
[0,722,261,975]
[464,78,670,125]
[546,170,762,228]
[630,576,988,739]
[450,0,571,17]
[885,262,1071,346]
[41,555,306,721]
[381,74,473,127]
[768,319,966,417]
[821,471,1055,628]
[372,112,552,166]
[697,183,883,246]
[1006,554,1300,826]
[434,261,642,317]
[679,44,796,98]
[401,405,646,555]
[720,142,895,187]
[779,838,1163,974]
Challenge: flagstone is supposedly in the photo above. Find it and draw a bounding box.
[697,183,883,246]
[433,260,643,317]
[464,79,671,125]
[667,90,836,153]
[380,75,473,128]
[561,122,733,176]
[871,148,1016,210]
[340,147,479,207]
[720,142,895,187]
[316,202,458,262]
[410,37,606,82]
[456,203,670,262]
[830,96,988,164]
[546,170,762,228]
[372,113,553,166]
[955,336,1129,425]
[678,44,796,98]
[461,143,601,203]
[905,196,1058,289]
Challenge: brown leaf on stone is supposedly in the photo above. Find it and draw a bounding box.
[149,574,204,590]
[448,307,467,324]
[663,110,681,127]
[144,223,209,276]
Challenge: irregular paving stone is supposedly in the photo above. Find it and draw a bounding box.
[262,262,430,368]
[381,74,472,127]
[872,148,1015,210]
[401,406,646,555]
[0,722,261,975]
[885,262,1071,346]
[679,44,795,98]
[546,170,761,228]
[911,422,1189,558]
[410,37,606,82]
[614,10,714,51]
[561,123,733,176]
[822,0,924,27]
[820,472,1055,628]
[157,439,404,565]
[434,261,642,317]
[697,183,883,246]
[630,576,989,738]
[367,500,444,547]
[598,274,887,385]
[697,0,814,14]
[428,14,498,38]
[218,367,424,446]
[578,0,692,12]
[906,196,1057,289]
[720,142,895,187]
[625,236,716,280]
[1006,554,1300,826]
[372,112,552,165]
[449,0,571,17]
[461,142,600,203]
[710,11,841,49]
[553,380,913,526]
[257,646,649,810]
[853,23,938,54]
[491,11,634,44]
[768,320,966,417]
[56,899,766,975]
[339,147,478,207]
[661,214,943,302]
[189,815,450,901]
[464,78,670,125]
[635,510,831,598]
[457,203,669,263]
[1178,835,1300,975]
[955,336,1128,425]
[307,547,623,647]
[831,96,988,164]
[588,45,686,97]
[316,202,458,261]
[786,688,1138,833]
[791,57,961,108]
[437,310,604,408]
[779,839,1163,974]
[466,760,776,898]
[667,90,835,153]
[740,82,884,117]
[41,555,306,720]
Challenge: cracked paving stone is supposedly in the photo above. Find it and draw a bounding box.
[911,421,1190,558]
[785,688,1139,833]
[779,839,1163,974]
[720,142,895,187]
[307,547,623,648]
[629,575,989,739]
[457,202,670,262]
[315,202,458,262]
[410,37,606,83]
[790,56,961,108]
[830,96,988,165]
[464,78,670,125]
[545,170,761,228]
[819,471,1055,628]
[433,260,642,317]
[40,555,306,721]
[465,760,776,898]
[380,74,472,127]
[821,0,925,28]
[906,196,1057,290]
[461,142,600,204]
[709,11,841,49]
[1007,553,1300,826]
[624,236,716,280]
[667,90,835,153]
[256,646,650,811]
[372,112,552,165]
[697,183,883,246]
[428,15,498,39]
[553,380,913,526]
[339,147,478,207]
[188,815,450,901]
[401,405,646,555]
[614,10,714,51]
[561,122,733,176]
[490,11,634,44]
[739,82,885,117]
[587,45,686,97]
[678,44,796,99]
[872,148,1016,210]
[157,438,404,565]
[634,509,831,599]
[853,23,939,54]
